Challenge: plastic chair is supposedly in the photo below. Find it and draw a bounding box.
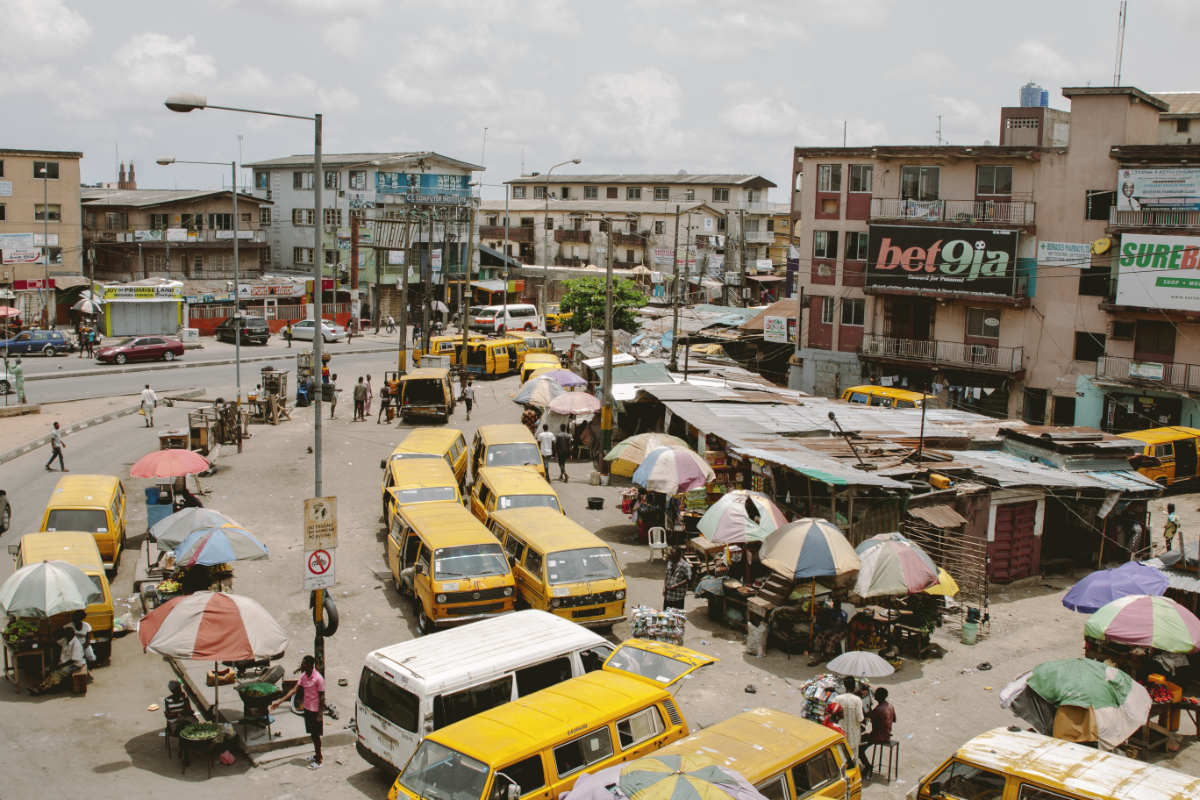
[867,739,900,783]
[648,527,668,561]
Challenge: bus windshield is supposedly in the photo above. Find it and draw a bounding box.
[399,740,489,800]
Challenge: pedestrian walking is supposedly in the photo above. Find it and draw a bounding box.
[537,423,555,465]
[13,358,25,403]
[353,376,368,421]
[386,314,396,334]
[1164,503,1180,555]
[554,423,572,482]
[364,374,374,417]
[139,384,158,427]
[328,374,339,419]
[86,330,97,358]
[77,326,86,358]
[462,379,474,420]
[272,655,325,769]
[832,678,865,770]
[284,321,294,349]
[662,546,691,610]
[347,317,355,344]
[45,421,66,471]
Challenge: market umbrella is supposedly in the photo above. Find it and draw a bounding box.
[827,650,895,678]
[1084,594,1200,653]
[174,526,269,567]
[151,507,243,549]
[568,754,769,800]
[924,568,960,597]
[513,376,565,408]
[548,391,601,416]
[632,446,715,494]
[528,367,587,388]
[853,532,939,598]
[71,298,102,314]
[130,448,211,479]
[605,432,692,478]
[0,560,102,619]
[760,518,859,581]
[697,490,788,545]
[0,306,22,318]
[431,300,449,313]
[1063,562,1169,614]
[1000,658,1151,749]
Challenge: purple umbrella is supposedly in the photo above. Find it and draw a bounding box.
[1062,562,1169,614]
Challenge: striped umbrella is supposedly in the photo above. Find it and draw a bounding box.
[138,591,288,661]
[760,518,859,581]
[513,376,565,408]
[605,433,692,477]
[548,391,601,416]
[173,526,269,566]
[151,507,242,549]
[924,567,960,597]
[853,532,939,598]
[697,490,788,544]
[632,446,715,494]
[569,754,768,800]
[1084,594,1200,653]
[528,367,587,388]
[0,560,101,618]
[130,448,211,478]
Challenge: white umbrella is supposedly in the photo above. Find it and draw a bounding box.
[0,560,102,618]
[71,298,103,314]
[827,650,895,678]
[431,300,449,313]
[151,507,242,549]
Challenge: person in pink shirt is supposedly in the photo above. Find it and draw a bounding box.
[272,655,326,768]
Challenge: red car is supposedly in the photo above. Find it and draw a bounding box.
[95,335,184,364]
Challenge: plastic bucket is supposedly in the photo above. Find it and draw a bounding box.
[961,621,979,645]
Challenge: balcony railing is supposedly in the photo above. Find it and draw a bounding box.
[610,232,643,247]
[860,334,1024,373]
[743,230,776,244]
[555,229,592,244]
[1108,208,1200,229]
[479,225,534,243]
[870,198,1036,226]
[554,256,587,267]
[1096,355,1200,392]
[84,229,267,244]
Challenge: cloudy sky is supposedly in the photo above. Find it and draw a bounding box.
[3,0,1198,199]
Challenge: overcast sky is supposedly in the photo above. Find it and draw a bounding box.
[3,0,1198,200]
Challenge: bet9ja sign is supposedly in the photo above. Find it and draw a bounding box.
[866,225,1020,296]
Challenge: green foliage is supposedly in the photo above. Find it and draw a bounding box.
[558,277,647,334]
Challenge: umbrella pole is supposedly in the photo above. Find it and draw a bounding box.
[213,661,219,717]
[808,579,816,648]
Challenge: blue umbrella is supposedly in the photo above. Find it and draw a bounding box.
[174,526,269,567]
[1063,562,1169,614]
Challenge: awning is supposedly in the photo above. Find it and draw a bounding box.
[908,504,967,528]
[746,275,785,282]
[51,275,92,289]
[471,279,507,293]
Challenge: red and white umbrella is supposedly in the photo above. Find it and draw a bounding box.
[130,448,211,479]
[138,591,288,661]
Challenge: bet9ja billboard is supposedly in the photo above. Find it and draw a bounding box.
[866,225,1020,296]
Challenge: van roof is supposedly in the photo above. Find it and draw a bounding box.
[476,424,537,445]
[403,368,450,380]
[18,532,104,569]
[387,458,459,488]
[843,385,926,401]
[952,728,1200,800]
[395,427,464,454]
[428,670,671,765]
[524,353,559,362]
[1117,427,1200,445]
[366,610,604,686]
[45,474,122,508]
[395,502,497,546]
[489,508,603,552]
[477,466,559,494]
[657,708,841,779]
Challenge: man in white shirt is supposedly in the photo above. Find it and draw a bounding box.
[832,677,865,770]
[69,610,96,667]
[33,626,86,694]
[140,384,158,427]
[537,424,555,462]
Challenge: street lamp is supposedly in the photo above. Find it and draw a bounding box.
[541,158,581,316]
[164,93,325,498]
[157,156,245,408]
[39,165,50,328]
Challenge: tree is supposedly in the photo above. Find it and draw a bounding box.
[558,276,646,334]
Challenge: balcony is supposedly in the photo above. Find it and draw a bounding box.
[610,232,643,247]
[1096,355,1200,392]
[479,225,534,243]
[860,334,1024,374]
[1108,208,1200,229]
[555,229,592,244]
[743,230,775,244]
[554,256,587,267]
[870,198,1036,226]
[83,229,267,244]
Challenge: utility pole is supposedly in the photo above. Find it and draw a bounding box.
[461,200,476,357]
[397,209,412,375]
[602,222,615,459]
[669,204,681,371]
[738,209,748,307]
[421,210,432,354]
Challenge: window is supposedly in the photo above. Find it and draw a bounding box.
[433,675,514,729]
[820,297,835,325]
[520,217,535,227]
[554,727,614,777]
[607,187,619,199]
[358,667,420,732]
[560,187,570,199]
[1079,262,1112,296]
[208,213,233,231]
[293,247,314,264]
[534,186,547,200]
[323,208,342,226]
[511,186,527,199]
[33,161,59,179]
[792,750,839,796]
[926,761,1006,800]
[255,170,269,189]
[717,217,726,232]
[841,298,865,326]
[260,246,272,266]
[1074,332,1106,362]
[514,656,570,695]
[653,187,669,200]
[293,171,314,190]
[0,160,4,177]
[323,171,339,190]
[654,221,665,235]
[149,214,168,230]
[849,164,873,193]
[1085,189,1115,221]
[579,644,613,673]
[844,231,869,260]
[712,187,729,202]
[618,186,639,201]
[966,308,1000,339]
[977,165,1013,195]
[34,204,61,221]
[349,170,366,190]
[292,208,316,226]
[1023,387,1047,425]
[1052,395,1076,426]
[0,204,5,222]
[1177,119,1191,134]
[900,166,940,201]
[493,755,546,800]
[684,189,695,201]
[545,217,554,230]
[813,230,838,259]
[324,249,339,266]
[756,778,788,800]
[584,186,598,199]
[260,207,272,225]
[617,707,664,748]
[626,249,635,262]
[817,164,842,192]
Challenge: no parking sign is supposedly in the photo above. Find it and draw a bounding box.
[304,547,335,590]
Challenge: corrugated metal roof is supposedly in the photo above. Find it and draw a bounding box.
[1153,92,1200,116]
[742,299,799,331]
[80,187,269,207]
[506,173,776,187]
[245,151,482,170]
[1144,558,1200,593]
[480,199,719,215]
[951,450,1161,493]
[908,504,968,527]
[611,363,673,385]
[727,441,911,489]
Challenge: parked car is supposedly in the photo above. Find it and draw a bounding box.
[469,303,541,333]
[0,328,74,356]
[95,335,184,364]
[290,319,346,343]
[0,489,9,532]
[214,315,271,345]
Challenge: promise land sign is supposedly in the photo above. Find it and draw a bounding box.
[1115,233,1200,311]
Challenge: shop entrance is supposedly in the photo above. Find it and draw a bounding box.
[883,297,935,341]
[989,500,1039,583]
[1102,393,1182,433]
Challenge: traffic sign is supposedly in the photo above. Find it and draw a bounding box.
[304,548,336,590]
[304,496,338,551]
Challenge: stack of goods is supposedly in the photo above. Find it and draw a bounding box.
[798,673,843,722]
[630,605,686,644]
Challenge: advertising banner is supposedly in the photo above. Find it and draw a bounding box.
[1117,167,1200,211]
[866,225,1019,295]
[1037,240,1091,267]
[763,315,790,343]
[1115,233,1200,311]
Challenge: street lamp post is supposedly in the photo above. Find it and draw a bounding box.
[540,158,581,317]
[40,166,50,328]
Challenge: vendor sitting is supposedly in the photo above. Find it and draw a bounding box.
[32,626,86,695]
[741,541,769,584]
[173,476,204,510]
[163,680,198,735]
[808,599,848,667]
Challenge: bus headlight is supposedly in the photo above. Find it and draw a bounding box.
[503,587,513,597]
[615,590,625,600]
[550,598,561,608]
[436,594,447,603]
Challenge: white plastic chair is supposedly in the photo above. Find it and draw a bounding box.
[648,527,668,561]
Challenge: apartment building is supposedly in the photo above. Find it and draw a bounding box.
[789,86,1191,427]
[81,187,271,282]
[1154,93,1200,145]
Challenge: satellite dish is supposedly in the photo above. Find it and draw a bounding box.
[1092,237,1112,255]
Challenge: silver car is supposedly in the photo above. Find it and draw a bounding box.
[290,319,346,343]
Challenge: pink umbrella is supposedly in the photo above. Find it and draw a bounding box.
[130,448,210,479]
[632,446,715,494]
[549,391,601,416]
[0,307,20,318]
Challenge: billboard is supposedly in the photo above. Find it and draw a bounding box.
[866,225,1019,295]
[1037,240,1091,267]
[763,315,796,344]
[1117,168,1200,211]
[1115,233,1200,311]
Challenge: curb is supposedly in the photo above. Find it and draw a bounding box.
[0,388,207,466]
[24,344,398,382]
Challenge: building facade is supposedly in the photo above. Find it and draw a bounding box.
[788,86,1180,425]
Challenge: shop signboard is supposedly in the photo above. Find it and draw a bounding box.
[1115,233,1200,312]
[1129,361,1165,381]
[763,315,791,343]
[866,225,1019,296]
[1037,240,1091,267]
[103,285,182,300]
[1117,167,1200,211]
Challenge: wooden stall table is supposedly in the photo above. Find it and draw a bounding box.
[4,645,46,689]
[686,535,726,579]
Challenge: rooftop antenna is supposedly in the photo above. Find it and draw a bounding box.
[1113,0,1127,85]
[936,115,944,146]
[827,412,875,471]
[481,127,488,175]
[842,120,847,147]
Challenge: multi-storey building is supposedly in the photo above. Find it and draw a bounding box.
[788,86,1196,426]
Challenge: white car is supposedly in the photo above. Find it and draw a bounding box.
[0,368,12,394]
[291,320,346,343]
